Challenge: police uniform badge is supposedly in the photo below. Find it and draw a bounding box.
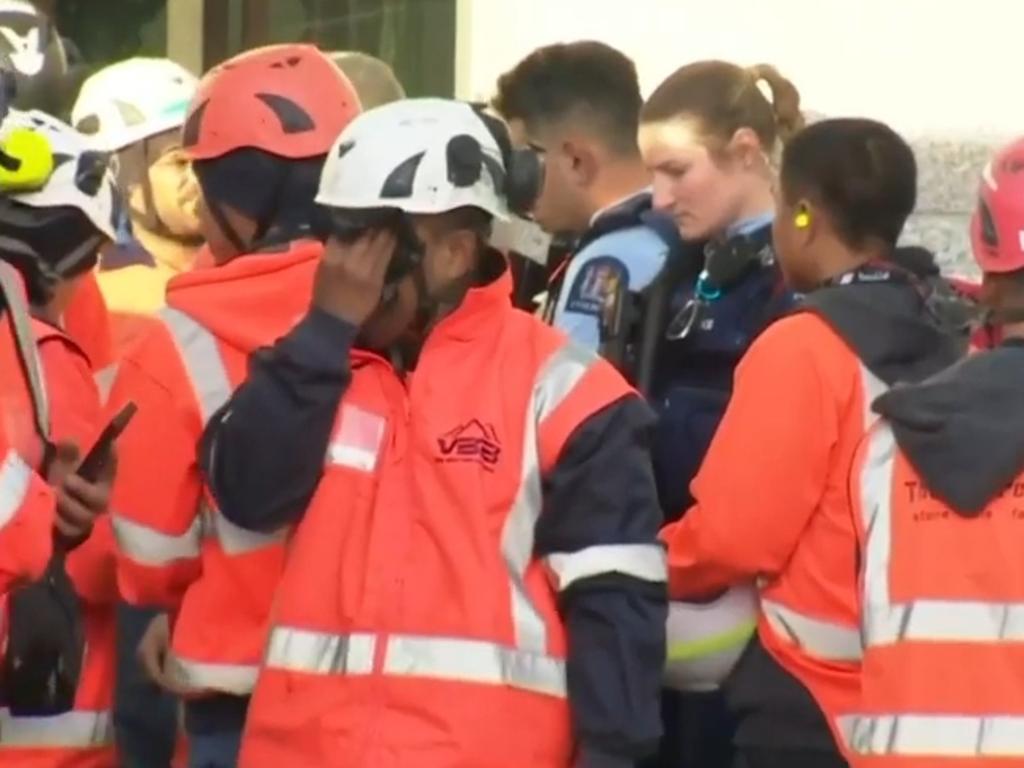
[565,255,629,322]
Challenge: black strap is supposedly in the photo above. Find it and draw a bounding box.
[207,198,247,255]
[250,161,291,248]
[0,260,50,443]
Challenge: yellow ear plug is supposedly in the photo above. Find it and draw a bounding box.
[794,211,810,229]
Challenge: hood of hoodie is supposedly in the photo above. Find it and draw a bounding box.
[873,342,1024,515]
[802,277,968,387]
[164,239,321,353]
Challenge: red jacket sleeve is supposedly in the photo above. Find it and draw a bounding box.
[660,314,842,598]
[37,333,120,605]
[0,455,53,593]
[108,330,204,609]
[37,333,102,448]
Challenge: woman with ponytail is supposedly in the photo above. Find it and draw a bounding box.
[636,62,803,768]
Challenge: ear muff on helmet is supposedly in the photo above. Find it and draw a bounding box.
[469,104,544,217]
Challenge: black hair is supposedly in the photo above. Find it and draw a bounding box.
[493,41,642,156]
[435,206,493,239]
[780,118,916,250]
[193,148,326,248]
[0,201,102,305]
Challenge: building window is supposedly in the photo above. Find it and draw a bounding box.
[206,0,456,97]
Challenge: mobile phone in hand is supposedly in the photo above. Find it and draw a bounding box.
[76,401,136,483]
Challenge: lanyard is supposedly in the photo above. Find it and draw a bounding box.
[820,261,915,289]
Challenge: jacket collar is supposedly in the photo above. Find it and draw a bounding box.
[428,258,513,343]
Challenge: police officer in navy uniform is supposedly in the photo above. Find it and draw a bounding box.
[636,61,805,768]
[492,40,695,387]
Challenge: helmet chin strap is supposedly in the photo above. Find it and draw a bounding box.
[207,198,248,257]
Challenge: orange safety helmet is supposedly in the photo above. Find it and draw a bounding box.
[182,44,362,161]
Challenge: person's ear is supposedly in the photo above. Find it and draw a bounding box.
[792,199,818,246]
[728,127,764,171]
[562,138,598,188]
[434,228,479,283]
[794,203,811,230]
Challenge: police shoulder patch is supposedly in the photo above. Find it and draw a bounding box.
[564,255,630,316]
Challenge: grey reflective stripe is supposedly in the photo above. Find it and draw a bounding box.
[761,599,862,662]
[384,634,565,697]
[500,341,596,653]
[160,311,283,556]
[857,424,1024,647]
[545,544,667,592]
[859,364,888,432]
[202,502,286,555]
[0,450,31,529]
[263,628,567,698]
[160,307,232,424]
[756,365,888,663]
[111,512,202,566]
[0,708,113,747]
[112,502,285,565]
[94,363,119,405]
[851,423,1024,757]
[867,599,1024,645]
[265,626,375,675]
[166,652,259,695]
[841,713,1024,758]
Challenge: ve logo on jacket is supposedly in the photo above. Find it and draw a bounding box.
[437,419,501,471]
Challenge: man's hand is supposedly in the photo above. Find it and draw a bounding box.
[47,442,116,550]
[313,230,397,326]
[137,613,189,695]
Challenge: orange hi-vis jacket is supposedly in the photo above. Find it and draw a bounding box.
[239,271,637,768]
[0,266,55,596]
[0,315,117,767]
[108,241,320,695]
[661,271,966,757]
[62,272,115,374]
[661,312,884,750]
[845,422,1024,767]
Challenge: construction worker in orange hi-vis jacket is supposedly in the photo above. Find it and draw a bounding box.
[0,109,121,767]
[105,44,362,768]
[661,118,972,768]
[843,135,1024,768]
[199,97,668,768]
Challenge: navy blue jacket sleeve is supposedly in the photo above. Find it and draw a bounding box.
[535,394,667,767]
[199,308,357,532]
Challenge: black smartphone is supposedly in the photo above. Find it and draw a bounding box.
[75,401,137,483]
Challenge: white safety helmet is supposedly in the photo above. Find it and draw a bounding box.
[1,109,119,241]
[664,585,758,692]
[71,57,198,153]
[317,98,542,221]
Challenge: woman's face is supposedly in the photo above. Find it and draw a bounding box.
[639,117,765,241]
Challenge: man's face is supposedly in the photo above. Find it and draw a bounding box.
[144,142,202,239]
[506,118,591,237]
[350,213,479,351]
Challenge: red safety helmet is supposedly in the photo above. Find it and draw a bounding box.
[971,136,1024,274]
[182,44,361,161]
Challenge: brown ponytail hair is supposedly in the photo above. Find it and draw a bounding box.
[641,60,804,154]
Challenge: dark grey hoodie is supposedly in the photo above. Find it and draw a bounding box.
[873,340,1024,516]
